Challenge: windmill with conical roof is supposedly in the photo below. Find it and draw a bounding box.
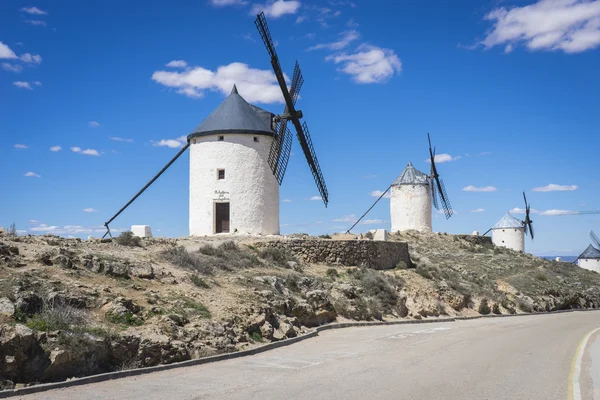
[577,231,600,272]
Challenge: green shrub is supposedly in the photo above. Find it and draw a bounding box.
[492,303,501,315]
[105,311,143,326]
[198,244,222,257]
[395,261,407,270]
[258,247,297,268]
[319,234,332,239]
[8,222,17,238]
[326,268,339,279]
[535,272,549,282]
[190,274,210,288]
[26,301,89,332]
[115,231,141,247]
[171,298,211,319]
[161,246,213,274]
[357,269,400,310]
[364,232,374,240]
[249,331,264,342]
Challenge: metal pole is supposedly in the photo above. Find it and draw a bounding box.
[103,143,190,238]
[346,184,392,234]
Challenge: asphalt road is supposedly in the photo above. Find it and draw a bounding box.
[13,312,600,400]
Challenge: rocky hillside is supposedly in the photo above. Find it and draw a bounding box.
[1,227,599,390]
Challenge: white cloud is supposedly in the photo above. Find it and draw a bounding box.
[307,30,359,51]
[471,208,486,213]
[283,199,293,203]
[296,16,307,23]
[14,144,28,149]
[71,147,100,156]
[360,219,386,224]
[481,0,600,54]
[326,44,402,84]
[509,207,539,214]
[152,135,187,148]
[0,42,18,59]
[539,209,577,216]
[24,171,41,178]
[463,185,498,192]
[25,20,47,27]
[28,220,39,224]
[333,214,356,223]
[109,137,134,142]
[210,0,248,5]
[370,190,391,199]
[83,208,98,213]
[50,145,62,152]
[27,224,123,236]
[20,6,47,15]
[309,195,322,201]
[20,53,42,64]
[152,61,286,104]
[532,183,578,192]
[347,18,359,28]
[13,81,33,90]
[32,81,42,86]
[2,63,23,72]
[166,60,188,68]
[250,0,301,18]
[89,121,100,128]
[29,223,56,231]
[479,151,492,156]
[425,153,461,164]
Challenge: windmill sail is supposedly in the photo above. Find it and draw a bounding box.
[255,12,329,206]
[427,133,453,219]
[591,230,600,250]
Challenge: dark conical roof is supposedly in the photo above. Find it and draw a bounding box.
[392,162,429,186]
[578,244,600,260]
[188,85,275,140]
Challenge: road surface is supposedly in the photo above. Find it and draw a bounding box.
[13,312,600,400]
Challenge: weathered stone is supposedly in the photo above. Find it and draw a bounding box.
[130,264,154,279]
[14,291,43,316]
[105,262,130,278]
[260,321,273,340]
[51,255,74,269]
[0,297,15,321]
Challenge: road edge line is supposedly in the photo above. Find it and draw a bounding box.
[569,326,600,400]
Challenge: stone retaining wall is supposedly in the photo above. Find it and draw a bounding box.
[254,239,410,270]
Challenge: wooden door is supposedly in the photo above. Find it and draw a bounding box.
[215,203,230,233]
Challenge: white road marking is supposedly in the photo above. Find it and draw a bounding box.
[389,326,451,339]
[571,327,600,400]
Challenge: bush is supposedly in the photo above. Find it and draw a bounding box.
[363,232,374,240]
[161,246,213,274]
[478,298,491,315]
[8,223,17,238]
[105,311,143,326]
[258,247,297,268]
[326,268,339,279]
[190,274,210,288]
[171,298,211,319]
[318,234,332,239]
[198,241,260,270]
[116,231,141,247]
[26,301,89,332]
[356,269,400,310]
[492,303,501,315]
[535,272,549,282]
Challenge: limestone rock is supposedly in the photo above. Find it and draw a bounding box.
[51,255,74,269]
[0,297,15,322]
[130,264,154,279]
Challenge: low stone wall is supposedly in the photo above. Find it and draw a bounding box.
[254,239,410,270]
[455,235,493,246]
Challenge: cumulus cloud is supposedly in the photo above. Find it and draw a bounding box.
[71,147,100,156]
[471,208,486,212]
[309,195,322,201]
[109,137,134,142]
[360,219,386,224]
[24,171,41,177]
[250,0,301,18]
[28,223,123,236]
[20,53,42,64]
[14,81,32,90]
[333,214,356,223]
[50,145,61,152]
[532,183,578,192]
[0,42,18,59]
[2,63,23,72]
[283,199,293,203]
[14,144,27,149]
[28,220,39,224]
[326,44,402,84]
[25,20,47,27]
[370,190,391,199]
[83,208,98,213]
[151,135,187,148]
[210,0,248,5]
[463,185,498,192]
[481,0,600,54]
[510,207,539,214]
[166,60,188,68]
[88,121,100,128]
[20,6,47,15]
[424,153,461,164]
[152,61,286,104]
[307,30,359,51]
[539,209,577,216]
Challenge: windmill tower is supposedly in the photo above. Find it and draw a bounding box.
[491,213,525,252]
[577,231,600,272]
[488,192,534,252]
[188,85,280,235]
[390,162,432,232]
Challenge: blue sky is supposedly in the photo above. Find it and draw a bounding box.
[1,0,600,256]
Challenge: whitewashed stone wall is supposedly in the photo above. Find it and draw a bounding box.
[189,133,279,236]
[390,184,432,233]
[492,228,525,252]
[578,258,600,273]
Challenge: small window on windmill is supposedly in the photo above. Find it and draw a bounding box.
[254,136,259,143]
[217,169,225,180]
[218,136,224,141]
